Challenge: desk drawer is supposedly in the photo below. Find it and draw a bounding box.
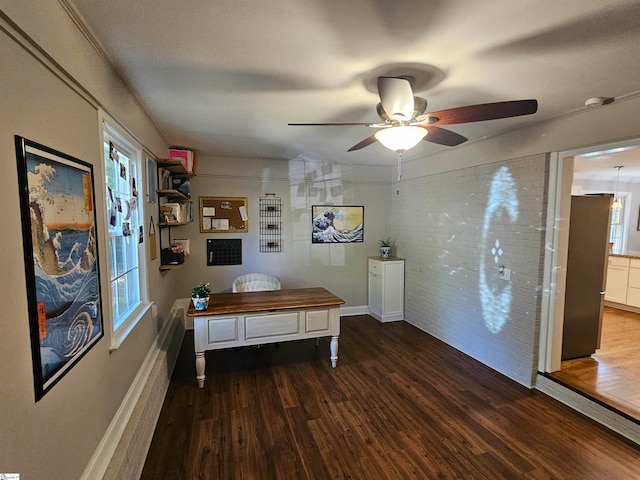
[206,316,238,343]
[194,316,240,351]
[305,309,330,333]
[245,312,300,339]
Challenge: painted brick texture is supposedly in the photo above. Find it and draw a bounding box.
[390,155,549,386]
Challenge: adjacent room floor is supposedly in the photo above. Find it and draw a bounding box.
[551,306,640,421]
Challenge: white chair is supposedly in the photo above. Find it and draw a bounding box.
[232,273,281,293]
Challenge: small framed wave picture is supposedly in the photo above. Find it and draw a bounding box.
[15,136,104,401]
[311,205,364,243]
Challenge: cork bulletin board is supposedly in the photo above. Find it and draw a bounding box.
[199,196,248,232]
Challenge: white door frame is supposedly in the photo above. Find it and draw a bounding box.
[539,138,640,373]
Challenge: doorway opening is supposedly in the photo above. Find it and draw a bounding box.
[539,138,640,422]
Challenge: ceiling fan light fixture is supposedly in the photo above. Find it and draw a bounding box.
[374,126,427,152]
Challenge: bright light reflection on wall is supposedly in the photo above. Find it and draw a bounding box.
[479,167,519,333]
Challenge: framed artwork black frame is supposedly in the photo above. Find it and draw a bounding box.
[15,136,104,401]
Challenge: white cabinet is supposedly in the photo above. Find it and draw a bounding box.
[626,259,640,307]
[368,257,404,322]
[605,256,629,304]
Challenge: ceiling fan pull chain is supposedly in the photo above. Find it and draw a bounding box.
[397,151,402,195]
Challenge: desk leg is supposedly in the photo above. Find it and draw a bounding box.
[195,351,205,388]
[330,335,339,368]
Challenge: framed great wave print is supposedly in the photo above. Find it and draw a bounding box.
[15,136,104,401]
[311,205,364,243]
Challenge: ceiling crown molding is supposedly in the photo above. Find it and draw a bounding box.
[57,0,169,150]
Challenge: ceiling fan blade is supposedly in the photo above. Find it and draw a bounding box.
[420,125,468,146]
[347,134,378,152]
[378,77,415,121]
[288,122,382,127]
[424,99,538,125]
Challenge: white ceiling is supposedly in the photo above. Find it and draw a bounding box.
[573,146,640,184]
[69,0,640,169]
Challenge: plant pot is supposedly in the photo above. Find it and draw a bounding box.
[192,296,210,311]
[379,246,391,259]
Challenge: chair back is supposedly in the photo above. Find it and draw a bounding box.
[232,273,281,293]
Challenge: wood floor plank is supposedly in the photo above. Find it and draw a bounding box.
[551,306,640,419]
[142,315,640,479]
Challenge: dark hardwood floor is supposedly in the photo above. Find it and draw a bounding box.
[141,315,640,479]
[551,306,640,420]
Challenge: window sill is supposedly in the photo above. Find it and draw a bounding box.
[110,302,152,351]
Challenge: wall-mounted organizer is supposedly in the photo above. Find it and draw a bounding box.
[259,194,282,252]
[156,159,194,270]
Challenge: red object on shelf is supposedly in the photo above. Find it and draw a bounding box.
[168,148,195,173]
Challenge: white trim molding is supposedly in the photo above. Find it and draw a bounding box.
[536,374,640,445]
[81,301,186,480]
[340,305,369,317]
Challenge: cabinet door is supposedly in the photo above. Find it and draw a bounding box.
[605,265,629,303]
[368,272,383,316]
[628,266,640,288]
[626,266,640,307]
[382,262,404,317]
[626,287,640,307]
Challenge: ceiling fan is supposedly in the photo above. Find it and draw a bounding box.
[289,76,538,153]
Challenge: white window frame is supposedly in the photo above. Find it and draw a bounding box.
[580,189,631,255]
[99,111,150,349]
[609,193,630,254]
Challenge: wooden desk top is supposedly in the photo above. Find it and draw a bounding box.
[187,287,345,317]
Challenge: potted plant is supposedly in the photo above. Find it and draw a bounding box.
[378,237,393,259]
[191,282,211,311]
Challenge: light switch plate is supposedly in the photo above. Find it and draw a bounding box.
[500,268,511,281]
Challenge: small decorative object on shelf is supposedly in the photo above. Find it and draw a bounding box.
[191,282,211,311]
[378,237,393,258]
[168,148,197,174]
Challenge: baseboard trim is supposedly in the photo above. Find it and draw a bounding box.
[81,301,185,480]
[340,305,368,316]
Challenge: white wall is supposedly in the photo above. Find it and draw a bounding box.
[0,4,175,479]
[172,155,392,309]
[391,155,548,386]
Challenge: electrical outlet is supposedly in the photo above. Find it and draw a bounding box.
[499,267,511,281]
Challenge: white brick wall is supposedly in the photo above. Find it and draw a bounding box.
[390,154,548,386]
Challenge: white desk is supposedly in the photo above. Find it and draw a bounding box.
[187,287,344,387]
